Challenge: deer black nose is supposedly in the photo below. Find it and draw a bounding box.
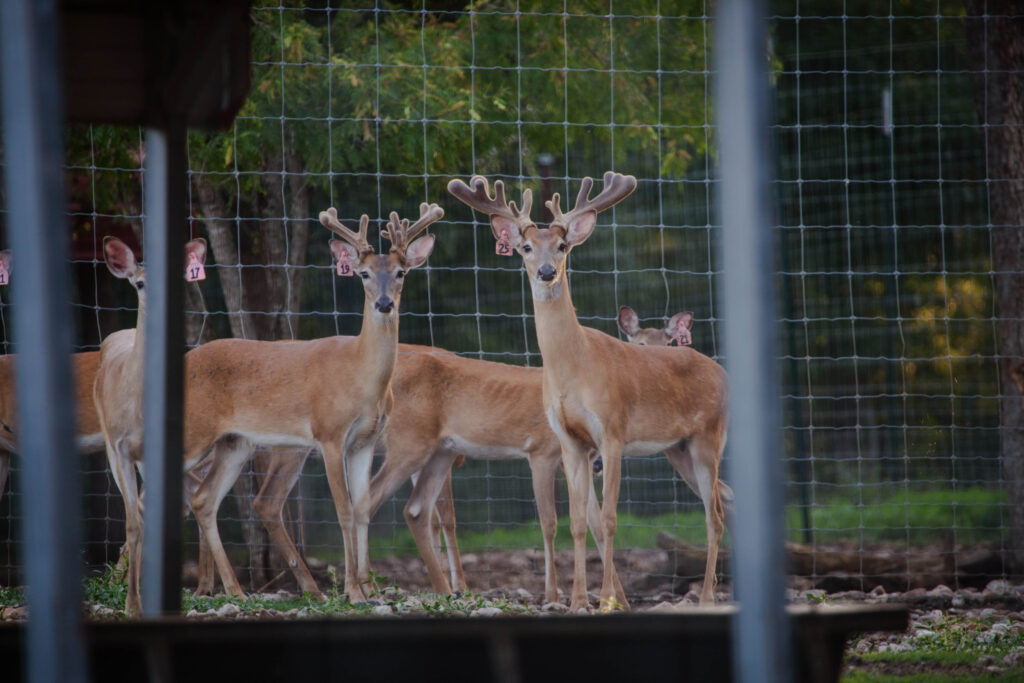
[375,297,394,313]
[538,265,556,281]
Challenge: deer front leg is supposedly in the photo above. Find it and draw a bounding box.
[346,441,376,598]
[597,441,628,612]
[253,448,324,599]
[559,439,593,612]
[584,465,627,608]
[321,441,366,602]
[529,452,562,604]
[106,442,143,615]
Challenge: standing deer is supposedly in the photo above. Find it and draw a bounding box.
[0,251,104,502]
[93,236,209,615]
[179,204,440,604]
[449,172,730,610]
[233,310,726,603]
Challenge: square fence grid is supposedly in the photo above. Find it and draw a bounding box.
[0,1,1016,598]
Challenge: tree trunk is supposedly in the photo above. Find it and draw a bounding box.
[964,2,1024,573]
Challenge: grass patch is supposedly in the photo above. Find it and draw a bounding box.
[366,487,1005,558]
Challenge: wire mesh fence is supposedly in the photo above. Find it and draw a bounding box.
[0,1,1018,597]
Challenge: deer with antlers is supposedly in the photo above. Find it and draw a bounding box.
[448,172,730,610]
[178,204,439,606]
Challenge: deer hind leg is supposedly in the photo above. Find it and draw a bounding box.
[189,435,254,600]
[253,448,323,598]
[403,451,457,595]
[107,442,143,615]
[596,440,628,612]
[667,439,725,605]
[433,467,467,593]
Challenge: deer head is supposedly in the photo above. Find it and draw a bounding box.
[320,204,441,316]
[617,306,693,346]
[448,171,636,301]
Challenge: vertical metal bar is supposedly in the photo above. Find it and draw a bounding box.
[0,1,89,681]
[714,1,792,683]
[141,125,186,616]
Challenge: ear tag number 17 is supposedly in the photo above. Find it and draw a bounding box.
[336,250,353,277]
[495,228,512,256]
[185,255,206,282]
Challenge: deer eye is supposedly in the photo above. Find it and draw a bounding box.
[521,244,532,253]
[359,271,370,280]
[135,281,145,291]
[395,270,405,279]
[558,242,568,252]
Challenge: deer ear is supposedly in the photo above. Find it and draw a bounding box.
[404,234,435,270]
[565,211,597,246]
[103,237,138,280]
[666,312,694,346]
[330,240,360,266]
[0,251,10,278]
[617,306,640,338]
[185,238,207,264]
[490,215,523,248]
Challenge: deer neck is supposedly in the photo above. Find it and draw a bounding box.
[126,290,148,381]
[532,275,589,374]
[352,297,400,398]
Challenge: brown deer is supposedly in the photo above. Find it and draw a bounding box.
[449,172,730,610]
[179,204,440,605]
[93,236,208,615]
[617,306,693,348]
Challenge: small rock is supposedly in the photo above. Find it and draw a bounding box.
[978,655,999,666]
[802,589,826,602]
[470,607,504,618]
[515,588,533,602]
[854,639,872,654]
[215,603,241,618]
[371,604,394,617]
[831,590,867,601]
[869,585,886,597]
[985,579,1014,596]
[980,608,998,620]
[990,622,1010,635]
[541,602,568,613]
[3,606,27,620]
[928,584,953,595]
[912,629,934,639]
[917,609,944,624]
[1003,652,1024,667]
[681,590,701,605]
[646,601,678,613]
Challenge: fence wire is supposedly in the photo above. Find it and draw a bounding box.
[0,1,1018,598]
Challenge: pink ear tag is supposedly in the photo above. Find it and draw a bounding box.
[676,328,692,346]
[336,250,353,277]
[495,228,513,256]
[185,254,206,282]
[0,262,8,286]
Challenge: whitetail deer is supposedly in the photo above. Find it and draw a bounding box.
[237,311,716,603]
[449,172,730,610]
[617,306,693,348]
[0,251,105,501]
[93,236,209,615]
[179,204,439,605]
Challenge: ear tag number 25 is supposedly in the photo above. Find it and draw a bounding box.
[336,251,353,277]
[495,228,512,256]
[185,255,206,282]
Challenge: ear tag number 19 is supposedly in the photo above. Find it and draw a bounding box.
[185,255,206,282]
[336,250,353,277]
[495,228,512,256]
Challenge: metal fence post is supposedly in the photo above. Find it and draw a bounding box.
[714,1,792,682]
[0,0,88,680]
[141,125,187,616]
